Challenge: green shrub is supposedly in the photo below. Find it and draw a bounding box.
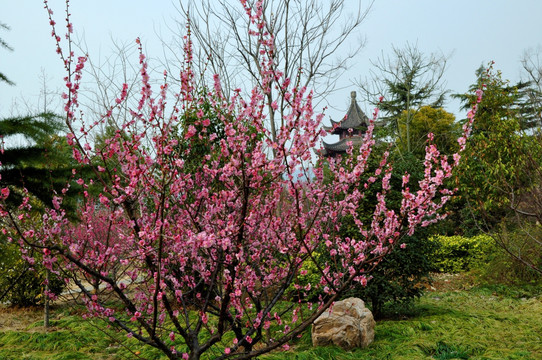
[430,234,495,273]
[346,229,438,319]
[0,241,64,307]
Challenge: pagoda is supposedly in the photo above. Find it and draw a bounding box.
[322,91,369,157]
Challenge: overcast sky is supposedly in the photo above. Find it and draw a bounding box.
[1,0,542,123]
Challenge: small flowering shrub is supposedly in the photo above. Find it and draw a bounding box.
[0,1,483,359]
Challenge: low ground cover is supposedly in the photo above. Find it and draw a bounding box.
[0,274,540,360]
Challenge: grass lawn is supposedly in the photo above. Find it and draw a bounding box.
[0,274,540,360]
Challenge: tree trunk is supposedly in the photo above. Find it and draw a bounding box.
[44,270,50,330]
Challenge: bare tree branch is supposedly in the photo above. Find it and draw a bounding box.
[173,0,372,142]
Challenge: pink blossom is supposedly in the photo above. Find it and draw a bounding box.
[476,89,483,101]
[185,125,196,139]
[225,126,236,137]
[99,194,110,205]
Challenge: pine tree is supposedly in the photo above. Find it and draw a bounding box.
[0,112,69,208]
[0,22,14,85]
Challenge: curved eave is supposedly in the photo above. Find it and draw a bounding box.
[322,136,364,153]
[323,119,342,134]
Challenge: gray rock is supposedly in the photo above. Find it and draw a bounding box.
[312,297,375,350]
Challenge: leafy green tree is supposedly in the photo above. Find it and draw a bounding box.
[174,89,226,173]
[455,65,535,132]
[396,106,459,158]
[348,228,437,319]
[338,109,457,319]
[450,65,542,277]
[344,46,455,316]
[0,231,65,307]
[329,46,457,316]
[452,66,533,232]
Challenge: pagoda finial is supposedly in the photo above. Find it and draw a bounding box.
[351,91,356,103]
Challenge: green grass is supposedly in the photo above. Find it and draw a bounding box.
[265,284,542,360]
[0,283,541,360]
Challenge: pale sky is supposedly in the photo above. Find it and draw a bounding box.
[1,0,542,124]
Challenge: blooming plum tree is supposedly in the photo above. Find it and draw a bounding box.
[0,1,483,359]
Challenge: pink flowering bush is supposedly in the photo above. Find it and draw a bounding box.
[0,1,483,359]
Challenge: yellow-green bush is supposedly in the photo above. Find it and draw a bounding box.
[430,234,495,273]
[287,252,326,302]
[0,240,65,307]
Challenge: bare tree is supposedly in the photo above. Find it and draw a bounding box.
[171,0,372,143]
[68,38,145,143]
[520,46,542,129]
[356,43,449,153]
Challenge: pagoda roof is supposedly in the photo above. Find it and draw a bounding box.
[322,136,364,155]
[324,91,369,134]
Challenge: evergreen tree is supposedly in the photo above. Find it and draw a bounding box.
[0,22,14,85]
[454,65,535,132]
[0,112,69,306]
[357,43,449,152]
[0,112,69,208]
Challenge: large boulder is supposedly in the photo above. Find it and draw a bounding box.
[311,297,375,350]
